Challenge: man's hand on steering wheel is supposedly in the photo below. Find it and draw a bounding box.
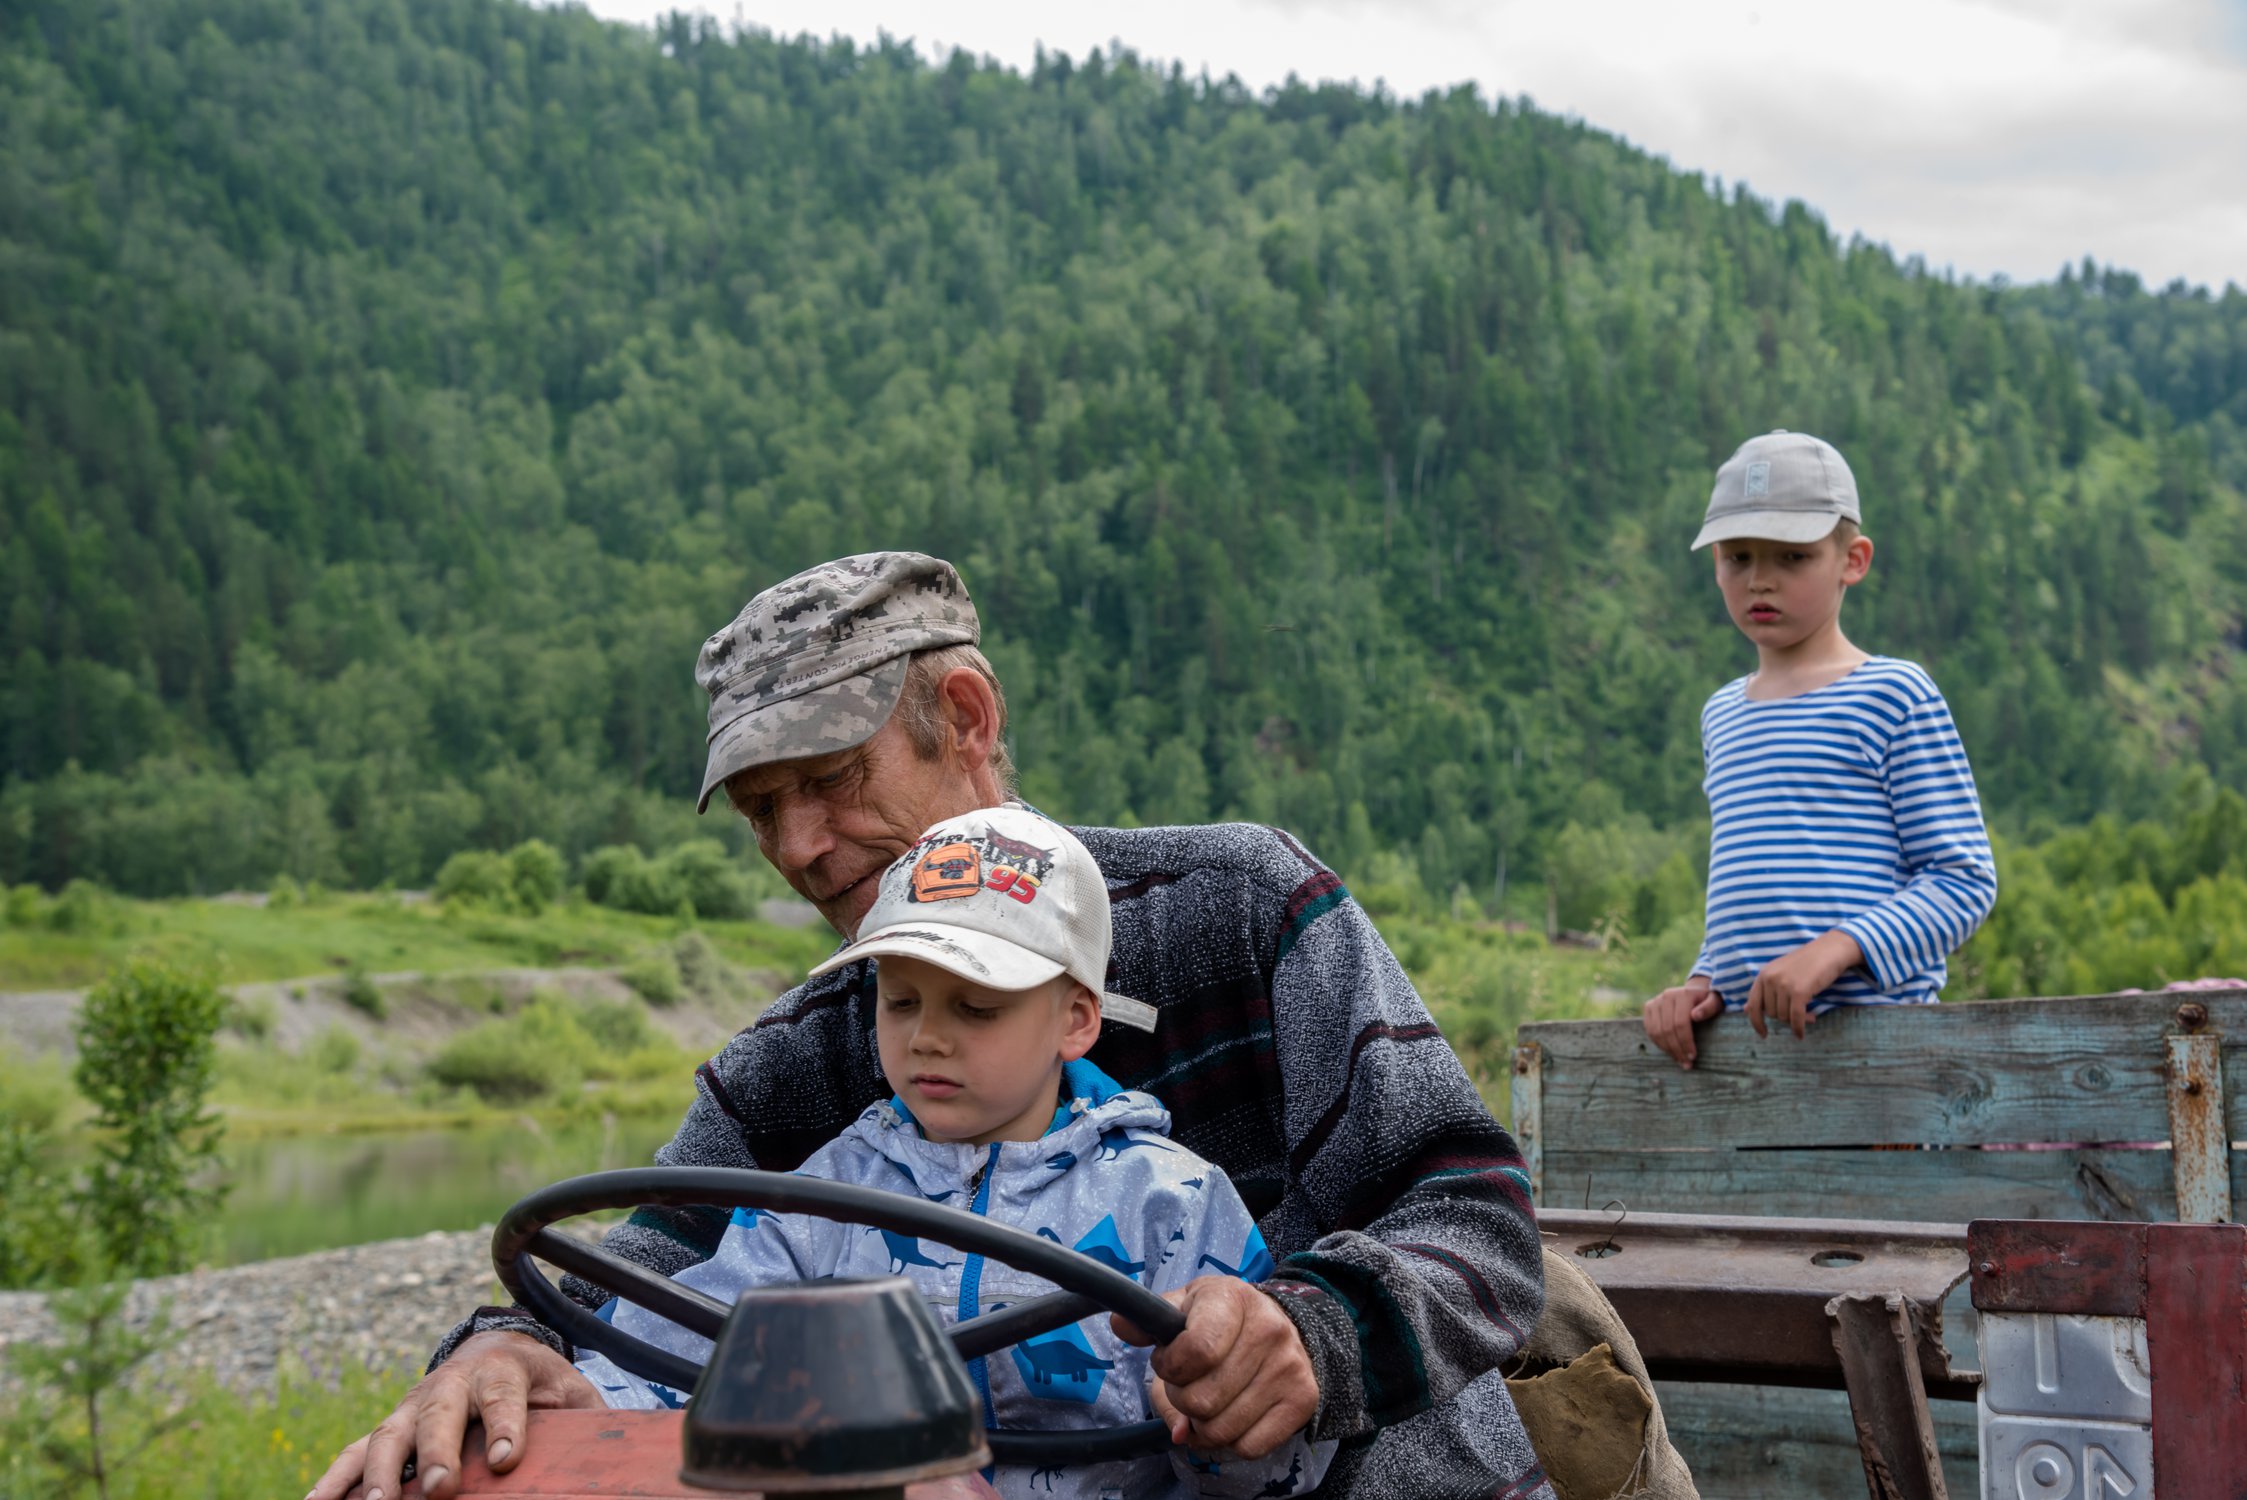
[305,1330,601,1500]
[1114,1276,1320,1460]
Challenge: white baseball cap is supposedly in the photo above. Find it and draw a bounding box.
[1693,430,1862,550]
[807,806,1158,1032]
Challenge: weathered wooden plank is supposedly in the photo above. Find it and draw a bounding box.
[1538,1143,2194,1223]
[1655,1382,1978,1498]
[1518,990,2247,1151]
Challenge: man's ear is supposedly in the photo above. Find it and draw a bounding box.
[1842,534,1874,585]
[936,666,1002,773]
[1057,981,1103,1062]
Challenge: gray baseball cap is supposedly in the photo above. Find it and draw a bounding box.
[1693,430,1861,550]
[695,552,981,813]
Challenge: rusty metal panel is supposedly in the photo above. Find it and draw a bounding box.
[1827,1293,1949,1500]
[2160,1022,2228,1224]
[1511,1040,1544,1204]
[1968,1220,2148,1318]
[2145,1221,2247,1495]
[1537,1209,1973,1395]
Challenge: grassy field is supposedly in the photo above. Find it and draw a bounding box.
[0,886,835,993]
[2,1354,418,1500]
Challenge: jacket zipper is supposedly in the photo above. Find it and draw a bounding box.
[956,1143,1003,1443]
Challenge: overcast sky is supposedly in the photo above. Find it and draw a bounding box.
[568,0,2247,292]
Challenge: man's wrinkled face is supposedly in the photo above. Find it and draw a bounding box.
[728,716,983,937]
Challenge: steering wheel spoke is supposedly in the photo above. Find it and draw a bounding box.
[948,1289,1107,1361]
[527,1227,733,1343]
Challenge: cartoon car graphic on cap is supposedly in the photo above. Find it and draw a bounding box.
[909,841,983,902]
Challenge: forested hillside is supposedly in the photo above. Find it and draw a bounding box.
[3,0,2245,923]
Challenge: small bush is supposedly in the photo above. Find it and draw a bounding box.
[48,879,116,933]
[427,996,589,1103]
[222,993,278,1041]
[581,845,682,917]
[434,849,516,909]
[572,998,664,1057]
[672,929,735,1001]
[507,840,566,914]
[340,966,387,1019]
[4,884,46,927]
[73,959,228,1278]
[581,841,757,920]
[662,840,756,920]
[305,1026,361,1076]
[266,874,304,910]
[621,950,682,1007]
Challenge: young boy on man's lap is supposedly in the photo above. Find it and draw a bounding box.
[580,807,1333,1500]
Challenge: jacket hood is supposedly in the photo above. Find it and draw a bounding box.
[843,1058,1171,1199]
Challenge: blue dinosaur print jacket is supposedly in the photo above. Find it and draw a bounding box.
[578,1059,1335,1500]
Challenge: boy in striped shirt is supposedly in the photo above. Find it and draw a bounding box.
[1643,430,1998,1068]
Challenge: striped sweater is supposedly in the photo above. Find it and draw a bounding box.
[1692,657,1998,1011]
[433,822,1553,1500]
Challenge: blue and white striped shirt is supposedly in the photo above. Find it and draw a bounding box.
[1693,657,1997,1012]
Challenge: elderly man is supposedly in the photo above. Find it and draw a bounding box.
[314,553,1550,1500]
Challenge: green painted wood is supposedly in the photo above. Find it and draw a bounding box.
[1656,1382,1977,1498]
[1518,990,2247,1152]
[1539,1143,2197,1223]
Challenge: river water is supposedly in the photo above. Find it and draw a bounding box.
[215,1115,679,1265]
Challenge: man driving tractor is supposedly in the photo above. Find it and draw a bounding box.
[310,552,1554,1500]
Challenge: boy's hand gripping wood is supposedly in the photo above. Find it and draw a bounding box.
[1643,977,1723,1069]
[1744,929,1866,1043]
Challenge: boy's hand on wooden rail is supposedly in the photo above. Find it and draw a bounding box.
[1744,930,1864,1043]
[1644,978,1721,1068]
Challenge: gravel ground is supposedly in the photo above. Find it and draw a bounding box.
[0,1228,521,1399]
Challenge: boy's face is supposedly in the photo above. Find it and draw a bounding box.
[1711,531,1873,651]
[874,954,1103,1145]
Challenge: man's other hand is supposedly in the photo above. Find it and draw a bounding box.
[1112,1277,1318,1459]
[305,1330,601,1500]
[1643,978,1722,1069]
[1744,930,1864,1041]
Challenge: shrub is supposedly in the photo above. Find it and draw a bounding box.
[434,849,516,909]
[428,996,593,1103]
[621,949,682,1007]
[580,845,682,917]
[671,929,737,1002]
[507,840,566,915]
[4,884,45,927]
[340,966,387,1019]
[48,878,116,934]
[661,840,756,921]
[266,874,304,910]
[72,960,228,1279]
[222,993,278,1041]
[571,998,664,1057]
[305,1026,361,1076]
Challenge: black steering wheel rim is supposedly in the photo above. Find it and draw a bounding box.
[493,1167,1189,1465]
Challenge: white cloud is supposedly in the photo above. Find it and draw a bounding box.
[562,0,2247,289]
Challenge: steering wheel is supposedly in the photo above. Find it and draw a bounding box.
[493,1167,1190,1466]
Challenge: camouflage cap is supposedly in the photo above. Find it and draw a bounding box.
[695,553,981,813]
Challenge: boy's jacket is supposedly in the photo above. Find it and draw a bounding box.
[579,1059,1333,1500]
